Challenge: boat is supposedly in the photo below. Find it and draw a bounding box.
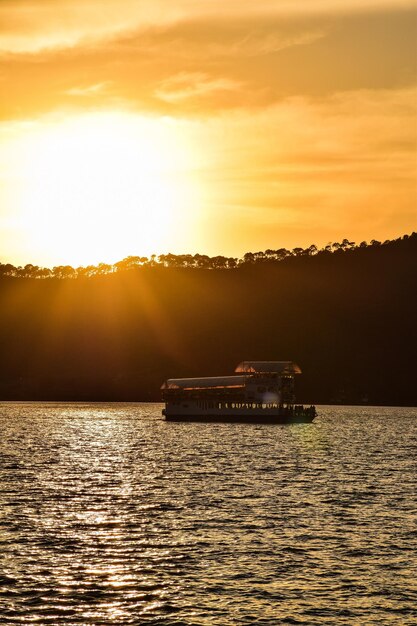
[161,361,316,423]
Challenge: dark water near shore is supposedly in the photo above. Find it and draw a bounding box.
[0,403,416,625]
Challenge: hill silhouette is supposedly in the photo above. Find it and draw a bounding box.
[0,233,416,405]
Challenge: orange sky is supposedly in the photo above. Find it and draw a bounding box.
[0,0,416,266]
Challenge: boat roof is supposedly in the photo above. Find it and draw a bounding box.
[161,361,301,390]
[235,361,302,374]
[161,375,248,390]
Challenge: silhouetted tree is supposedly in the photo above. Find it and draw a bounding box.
[96,263,112,275]
[292,247,304,257]
[243,252,255,264]
[0,263,16,276]
[52,265,76,279]
[37,268,52,279]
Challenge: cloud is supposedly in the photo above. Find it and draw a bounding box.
[0,0,415,54]
[155,72,243,103]
[0,1,154,54]
[65,82,111,97]
[1,7,415,121]
[225,30,325,57]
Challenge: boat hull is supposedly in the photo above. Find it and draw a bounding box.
[164,412,315,424]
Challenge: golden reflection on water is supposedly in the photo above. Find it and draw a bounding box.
[287,420,328,452]
[0,403,416,625]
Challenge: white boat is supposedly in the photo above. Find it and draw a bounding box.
[161,361,316,423]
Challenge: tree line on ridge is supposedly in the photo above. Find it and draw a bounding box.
[0,234,414,279]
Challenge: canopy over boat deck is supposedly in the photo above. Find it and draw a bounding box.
[161,375,248,391]
[161,362,301,392]
[235,361,301,375]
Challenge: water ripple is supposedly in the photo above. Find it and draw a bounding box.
[0,403,416,624]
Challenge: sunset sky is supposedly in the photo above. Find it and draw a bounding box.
[0,0,416,266]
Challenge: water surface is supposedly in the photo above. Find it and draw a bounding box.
[0,403,416,624]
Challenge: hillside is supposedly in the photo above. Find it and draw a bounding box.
[0,234,416,405]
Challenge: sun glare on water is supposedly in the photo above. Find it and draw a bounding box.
[11,112,200,266]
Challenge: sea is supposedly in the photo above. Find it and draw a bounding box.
[0,403,416,625]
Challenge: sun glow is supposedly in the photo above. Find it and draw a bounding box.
[8,112,201,266]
